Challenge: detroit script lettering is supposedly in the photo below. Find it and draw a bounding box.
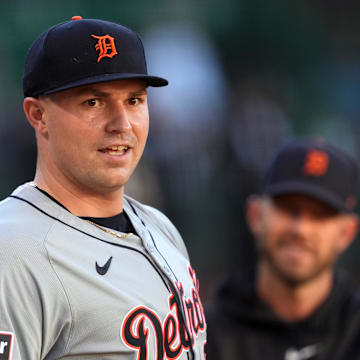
[121,266,206,359]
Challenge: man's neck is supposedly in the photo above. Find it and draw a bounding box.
[33,172,125,217]
[256,261,333,322]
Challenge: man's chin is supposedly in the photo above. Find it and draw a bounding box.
[82,176,129,194]
[94,169,132,188]
[275,266,322,287]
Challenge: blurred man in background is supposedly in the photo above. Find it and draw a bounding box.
[206,137,360,360]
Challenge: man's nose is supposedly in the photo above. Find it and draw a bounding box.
[291,212,313,236]
[106,102,131,133]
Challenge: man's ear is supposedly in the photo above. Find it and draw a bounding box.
[23,97,48,135]
[338,214,359,253]
[246,195,266,237]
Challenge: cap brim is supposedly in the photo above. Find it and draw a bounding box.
[43,73,168,95]
[264,180,347,213]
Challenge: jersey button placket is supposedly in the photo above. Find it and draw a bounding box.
[147,243,155,252]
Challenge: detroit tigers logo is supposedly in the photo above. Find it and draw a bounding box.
[346,195,356,210]
[91,34,118,62]
[120,266,206,359]
[303,150,329,177]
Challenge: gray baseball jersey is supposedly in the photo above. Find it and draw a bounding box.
[0,183,207,359]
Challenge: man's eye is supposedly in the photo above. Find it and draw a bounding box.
[129,98,140,106]
[86,99,99,107]
[274,202,297,216]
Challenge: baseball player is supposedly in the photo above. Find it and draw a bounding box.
[205,138,360,360]
[0,17,206,359]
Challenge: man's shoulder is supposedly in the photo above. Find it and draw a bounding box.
[333,270,360,311]
[124,194,175,229]
[0,183,60,246]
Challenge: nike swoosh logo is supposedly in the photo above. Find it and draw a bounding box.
[285,344,319,360]
[96,256,113,275]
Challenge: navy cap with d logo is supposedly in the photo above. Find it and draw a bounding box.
[263,137,358,213]
[23,16,168,97]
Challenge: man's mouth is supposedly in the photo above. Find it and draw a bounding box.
[100,145,129,156]
[277,238,313,256]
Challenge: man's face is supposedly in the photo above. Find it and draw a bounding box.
[37,79,149,195]
[249,194,354,285]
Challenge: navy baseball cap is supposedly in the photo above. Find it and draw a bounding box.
[263,137,358,213]
[23,16,168,97]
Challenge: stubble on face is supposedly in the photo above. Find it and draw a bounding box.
[258,232,339,287]
[255,195,342,287]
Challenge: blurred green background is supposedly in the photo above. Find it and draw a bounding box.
[2,0,360,300]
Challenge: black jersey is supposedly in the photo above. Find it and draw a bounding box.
[205,269,360,360]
